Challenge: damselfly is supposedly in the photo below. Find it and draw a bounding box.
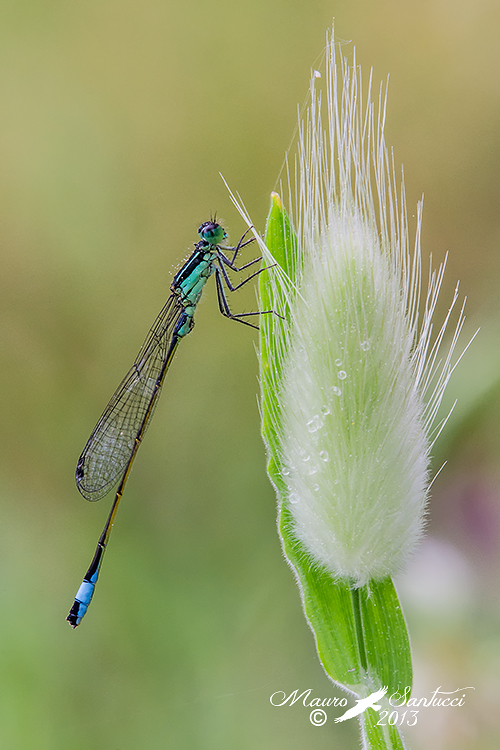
[67,220,273,627]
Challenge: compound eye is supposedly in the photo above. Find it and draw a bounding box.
[198,221,225,245]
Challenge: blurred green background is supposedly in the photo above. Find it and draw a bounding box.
[0,1,499,748]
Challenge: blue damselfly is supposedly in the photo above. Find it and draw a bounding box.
[67,220,273,627]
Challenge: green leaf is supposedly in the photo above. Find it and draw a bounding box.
[361,708,409,749]
[259,192,299,458]
[358,580,412,695]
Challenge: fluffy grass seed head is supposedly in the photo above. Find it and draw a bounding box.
[232,32,468,588]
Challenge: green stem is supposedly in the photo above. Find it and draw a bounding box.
[351,586,368,674]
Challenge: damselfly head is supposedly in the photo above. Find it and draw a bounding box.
[198,220,226,245]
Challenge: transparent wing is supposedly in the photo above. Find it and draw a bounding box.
[76,294,185,501]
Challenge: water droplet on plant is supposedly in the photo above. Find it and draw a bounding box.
[331,386,342,396]
[320,405,331,416]
[361,340,370,351]
[319,451,329,461]
[313,484,320,492]
[338,370,347,380]
[302,454,311,462]
[289,493,299,504]
[335,358,342,366]
[306,415,323,433]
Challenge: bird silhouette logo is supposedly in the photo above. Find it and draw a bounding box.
[334,687,388,723]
